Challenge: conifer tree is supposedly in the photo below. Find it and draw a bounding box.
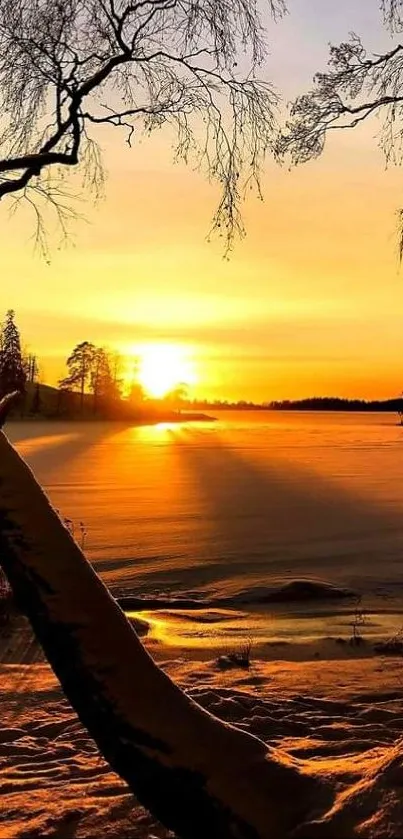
[0,310,26,399]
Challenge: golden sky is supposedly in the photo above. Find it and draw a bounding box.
[2,0,403,402]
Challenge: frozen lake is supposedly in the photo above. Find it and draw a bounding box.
[8,411,403,651]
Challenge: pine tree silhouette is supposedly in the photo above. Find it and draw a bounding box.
[0,310,26,399]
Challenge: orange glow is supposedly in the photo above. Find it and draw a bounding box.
[4,6,403,403]
[136,344,197,398]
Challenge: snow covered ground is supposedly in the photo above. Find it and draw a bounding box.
[3,646,403,837]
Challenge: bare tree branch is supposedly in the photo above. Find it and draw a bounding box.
[382,0,403,32]
[277,37,403,165]
[0,0,286,253]
[276,4,403,258]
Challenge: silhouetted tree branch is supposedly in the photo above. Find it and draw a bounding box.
[277,0,403,255]
[0,0,285,254]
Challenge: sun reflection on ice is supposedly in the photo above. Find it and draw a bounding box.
[130,422,185,444]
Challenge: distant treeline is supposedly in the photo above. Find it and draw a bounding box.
[186,397,403,412]
[188,399,269,410]
[269,397,403,412]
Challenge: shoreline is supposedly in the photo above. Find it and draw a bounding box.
[4,574,403,666]
[114,578,403,661]
[3,603,403,665]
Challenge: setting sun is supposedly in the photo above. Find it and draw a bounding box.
[137,344,197,398]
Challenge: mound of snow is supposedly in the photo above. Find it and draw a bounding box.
[236,579,355,605]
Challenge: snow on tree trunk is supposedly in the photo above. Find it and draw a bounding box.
[0,421,327,839]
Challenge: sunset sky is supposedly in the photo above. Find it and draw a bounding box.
[2,0,403,402]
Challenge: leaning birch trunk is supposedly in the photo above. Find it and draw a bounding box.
[0,397,329,839]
